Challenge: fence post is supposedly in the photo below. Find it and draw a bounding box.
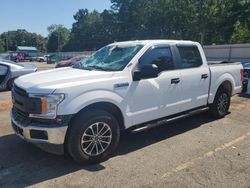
[228,46,232,61]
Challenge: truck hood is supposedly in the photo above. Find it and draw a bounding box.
[15,67,114,94]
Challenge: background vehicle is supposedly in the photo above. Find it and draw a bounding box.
[10,53,36,62]
[46,54,68,64]
[36,55,50,62]
[55,55,88,68]
[11,40,243,164]
[242,63,250,92]
[0,60,37,90]
[10,53,25,62]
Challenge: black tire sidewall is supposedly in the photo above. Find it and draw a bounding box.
[211,88,230,118]
[66,110,120,164]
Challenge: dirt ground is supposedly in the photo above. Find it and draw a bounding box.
[0,62,250,188]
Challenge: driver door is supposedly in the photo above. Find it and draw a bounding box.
[127,45,182,125]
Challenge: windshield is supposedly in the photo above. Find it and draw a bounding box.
[74,44,143,71]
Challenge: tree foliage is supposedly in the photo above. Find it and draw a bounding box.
[0,39,4,53]
[62,0,250,51]
[0,29,46,52]
[1,0,249,53]
[47,24,70,52]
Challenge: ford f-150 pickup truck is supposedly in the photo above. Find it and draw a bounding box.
[11,40,243,164]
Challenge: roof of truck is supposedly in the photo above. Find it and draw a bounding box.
[111,40,196,46]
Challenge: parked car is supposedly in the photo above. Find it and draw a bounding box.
[10,53,36,62]
[36,55,50,62]
[11,40,243,164]
[23,54,36,62]
[46,54,65,64]
[10,53,25,62]
[0,59,37,90]
[242,63,250,92]
[55,55,88,68]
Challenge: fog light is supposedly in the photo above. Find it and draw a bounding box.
[30,130,48,140]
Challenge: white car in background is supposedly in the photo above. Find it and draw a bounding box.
[36,55,50,62]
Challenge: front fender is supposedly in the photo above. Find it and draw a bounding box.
[58,90,131,127]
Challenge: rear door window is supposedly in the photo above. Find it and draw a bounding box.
[177,46,202,69]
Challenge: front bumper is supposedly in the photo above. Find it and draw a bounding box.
[11,109,70,155]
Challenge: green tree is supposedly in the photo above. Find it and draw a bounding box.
[231,22,250,43]
[47,24,70,52]
[64,9,117,51]
[64,0,250,51]
[0,30,46,52]
[0,39,4,52]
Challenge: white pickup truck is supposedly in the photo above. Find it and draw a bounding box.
[11,40,243,164]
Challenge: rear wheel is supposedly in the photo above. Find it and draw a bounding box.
[66,109,120,164]
[210,88,231,118]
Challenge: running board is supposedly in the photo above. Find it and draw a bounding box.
[131,107,209,133]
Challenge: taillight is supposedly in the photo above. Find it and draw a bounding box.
[240,69,244,81]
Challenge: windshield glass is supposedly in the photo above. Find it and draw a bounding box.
[74,44,143,71]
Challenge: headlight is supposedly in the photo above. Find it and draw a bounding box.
[29,94,64,119]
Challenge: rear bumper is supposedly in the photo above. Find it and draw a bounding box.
[11,110,69,155]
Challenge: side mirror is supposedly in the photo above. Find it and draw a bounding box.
[133,64,159,81]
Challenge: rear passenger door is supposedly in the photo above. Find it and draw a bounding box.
[175,45,210,111]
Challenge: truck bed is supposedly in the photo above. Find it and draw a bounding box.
[208,61,242,66]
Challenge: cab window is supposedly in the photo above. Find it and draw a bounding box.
[177,46,202,69]
[139,47,174,72]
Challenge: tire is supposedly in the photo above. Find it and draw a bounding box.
[210,87,231,118]
[66,109,120,164]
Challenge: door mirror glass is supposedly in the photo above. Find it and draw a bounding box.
[133,64,159,81]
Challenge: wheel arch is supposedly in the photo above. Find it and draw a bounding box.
[219,80,233,96]
[69,101,126,130]
[210,80,233,104]
[208,72,236,104]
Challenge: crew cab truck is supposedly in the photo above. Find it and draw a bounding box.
[11,40,243,164]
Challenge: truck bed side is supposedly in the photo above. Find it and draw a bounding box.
[208,63,243,104]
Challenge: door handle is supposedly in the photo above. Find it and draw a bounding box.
[171,78,180,84]
[201,74,208,79]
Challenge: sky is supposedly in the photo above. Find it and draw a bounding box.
[0,0,111,37]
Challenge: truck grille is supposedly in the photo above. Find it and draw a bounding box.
[12,84,42,114]
[13,84,28,97]
[12,107,31,126]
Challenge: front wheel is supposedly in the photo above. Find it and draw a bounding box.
[66,110,120,164]
[210,88,231,118]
